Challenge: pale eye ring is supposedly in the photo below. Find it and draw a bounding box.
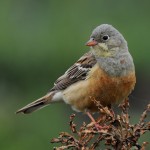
[102,35,109,41]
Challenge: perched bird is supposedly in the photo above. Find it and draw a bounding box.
[16,24,136,116]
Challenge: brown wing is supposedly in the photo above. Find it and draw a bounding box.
[50,51,97,91]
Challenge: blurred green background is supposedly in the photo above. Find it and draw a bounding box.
[0,0,150,149]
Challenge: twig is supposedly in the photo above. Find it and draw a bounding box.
[51,99,150,150]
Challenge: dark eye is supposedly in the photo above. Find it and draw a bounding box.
[102,35,109,41]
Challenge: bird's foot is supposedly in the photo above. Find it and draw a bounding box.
[86,111,109,131]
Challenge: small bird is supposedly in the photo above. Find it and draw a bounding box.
[16,24,136,116]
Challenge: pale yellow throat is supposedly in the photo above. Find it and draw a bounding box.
[92,43,114,57]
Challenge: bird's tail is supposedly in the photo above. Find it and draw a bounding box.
[16,92,54,114]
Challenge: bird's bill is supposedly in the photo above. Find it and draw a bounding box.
[86,38,98,46]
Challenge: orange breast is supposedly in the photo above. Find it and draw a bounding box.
[63,64,136,112]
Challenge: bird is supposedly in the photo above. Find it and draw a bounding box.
[16,24,136,117]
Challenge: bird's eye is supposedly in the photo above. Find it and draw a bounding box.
[102,35,109,41]
[91,37,95,41]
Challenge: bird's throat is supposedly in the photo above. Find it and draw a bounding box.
[91,43,114,57]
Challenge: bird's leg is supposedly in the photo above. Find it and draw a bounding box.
[86,112,96,123]
[110,108,115,118]
[86,112,109,130]
[106,104,115,118]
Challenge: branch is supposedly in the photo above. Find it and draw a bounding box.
[51,99,150,150]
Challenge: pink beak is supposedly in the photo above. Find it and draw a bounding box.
[86,38,98,46]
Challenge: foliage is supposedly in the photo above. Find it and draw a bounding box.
[51,99,150,150]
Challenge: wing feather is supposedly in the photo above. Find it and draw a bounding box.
[50,51,97,91]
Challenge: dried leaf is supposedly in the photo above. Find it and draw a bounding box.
[50,100,150,149]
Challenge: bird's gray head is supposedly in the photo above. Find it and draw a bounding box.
[86,24,128,57]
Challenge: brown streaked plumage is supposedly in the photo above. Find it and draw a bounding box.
[63,64,135,112]
[51,51,96,91]
[16,24,136,114]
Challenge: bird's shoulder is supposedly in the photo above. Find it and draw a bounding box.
[50,51,97,91]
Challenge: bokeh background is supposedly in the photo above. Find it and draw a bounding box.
[0,0,150,149]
